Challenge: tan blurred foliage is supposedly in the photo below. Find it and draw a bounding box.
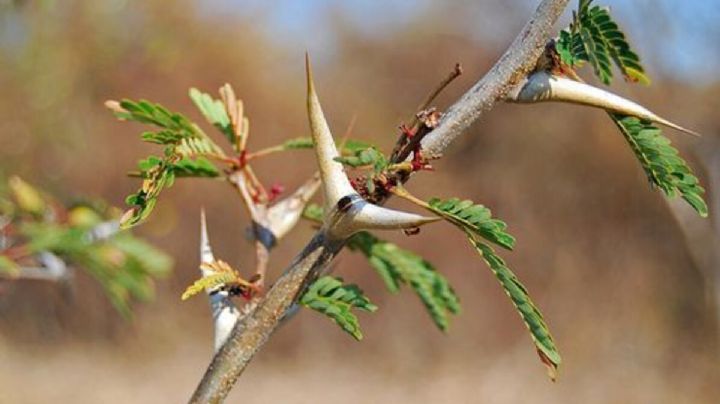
[0,0,719,402]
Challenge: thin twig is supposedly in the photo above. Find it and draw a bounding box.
[390,63,463,161]
[412,63,463,128]
[245,145,286,161]
[420,0,570,157]
[391,108,442,165]
[390,186,431,208]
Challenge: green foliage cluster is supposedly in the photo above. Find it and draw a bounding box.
[110,98,225,228]
[611,115,707,216]
[556,0,649,85]
[334,147,387,171]
[190,88,235,145]
[303,204,461,332]
[427,198,515,250]
[0,176,172,316]
[469,238,561,378]
[348,231,460,331]
[556,0,707,217]
[113,87,376,230]
[300,276,377,340]
[303,193,559,377]
[413,196,560,375]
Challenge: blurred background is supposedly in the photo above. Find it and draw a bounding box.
[1,0,719,402]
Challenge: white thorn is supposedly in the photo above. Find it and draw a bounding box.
[508,71,701,137]
[349,201,441,231]
[199,208,239,352]
[327,195,440,238]
[306,54,356,209]
[267,173,321,240]
[199,208,214,267]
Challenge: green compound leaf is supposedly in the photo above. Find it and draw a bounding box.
[175,136,224,158]
[109,97,224,228]
[141,130,185,145]
[266,137,375,158]
[578,0,592,14]
[110,234,173,279]
[334,147,388,173]
[89,232,171,317]
[426,198,515,250]
[584,5,649,85]
[557,0,650,85]
[468,236,561,380]
[556,29,587,67]
[121,157,176,228]
[300,276,377,341]
[189,88,235,145]
[348,231,460,331]
[172,157,220,178]
[302,203,460,331]
[611,114,707,216]
[341,139,375,154]
[302,203,324,222]
[281,137,315,150]
[1,178,171,317]
[18,212,171,318]
[579,23,613,85]
[114,99,196,134]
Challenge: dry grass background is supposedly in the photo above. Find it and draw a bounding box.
[0,1,719,402]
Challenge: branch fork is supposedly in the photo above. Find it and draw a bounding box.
[305,54,440,240]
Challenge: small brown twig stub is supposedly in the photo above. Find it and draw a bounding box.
[390,63,462,162]
[413,63,463,125]
[392,107,442,164]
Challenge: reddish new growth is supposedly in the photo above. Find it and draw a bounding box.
[396,109,442,174]
[268,184,285,203]
[351,114,440,204]
[223,273,263,300]
[237,149,248,168]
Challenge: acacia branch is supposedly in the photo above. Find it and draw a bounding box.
[419,0,570,157]
[190,1,569,402]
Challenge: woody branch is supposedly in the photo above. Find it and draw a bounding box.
[189,1,570,402]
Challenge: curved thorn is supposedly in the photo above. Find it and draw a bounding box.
[327,196,440,238]
[267,173,321,240]
[351,202,441,231]
[509,71,701,137]
[306,53,356,207]
[199,208,239,352]
[199,208,215,266]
